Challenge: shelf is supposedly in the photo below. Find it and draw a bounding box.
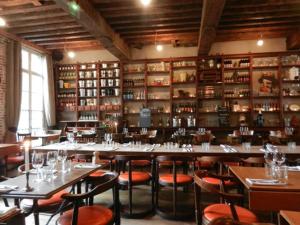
[123,85,145,89]
[224,96,250,99]
[174,112,195,115]
[282,64,300,67]
[253,111,280,113]
[78,108,98,112]
[252,65,278,69]
[59,88,76,90]
[151,112,170,115]
[58,78,76,81]
[99,77,120,79]
[57,96,76,99]
[199,68,222,72]
[198,111,218,114]
[282,80,300,83]
[123,71,145,75]
[100,67,120,70]
[147,71,169,74]
[283,111,300,113]
[124,113,139,115]
[81,87,97,89]
[123,99,146,102]
[173,66,196,70]
[147,85,170,88]
[283,95,300,98]
[198,97,222,100]
[198,82,222,86]
[99,95,120,98]
[78,78,97,80]
[224,67,249,70]
[78,96,97,99]
[253,96,279,99]
[224,82,250,85]
[172,97,196,100]
[147,99,170,101]
[230,111,250,113]
[77,120,99,122]
[172,81,196,85]
[99,86,120,89]
[78,68,97,71]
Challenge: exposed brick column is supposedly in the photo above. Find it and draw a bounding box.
[0,37,7,142]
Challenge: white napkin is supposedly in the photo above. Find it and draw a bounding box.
[104,147,118,151]
[245,178,285,186]
[288,166,300,171]
[74,163,101,169]
[0,185,18,192]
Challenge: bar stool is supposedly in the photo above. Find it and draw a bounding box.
[57,172,120,225]
[194,170,258,225]
[155,155,194,220]
[115,155,154,218]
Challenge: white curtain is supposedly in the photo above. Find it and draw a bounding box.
[43,55,56,127]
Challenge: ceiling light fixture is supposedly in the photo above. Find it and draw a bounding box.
[140,0,151,6]
[69,1,80,11]
[257,34,264,47]
[156,44,163,51]
[0,17,6,27]
[67,51,75,59]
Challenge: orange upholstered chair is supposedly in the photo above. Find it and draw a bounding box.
[115,155,154,218]
[155,156,194,220]
[57,172,120,225]
[194,170,258,225]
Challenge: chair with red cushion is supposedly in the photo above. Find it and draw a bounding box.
[17,164,70,225]
[57,172,120,225]
[115,155,154,218]
[155,156,194,220]
[194,170,258,225]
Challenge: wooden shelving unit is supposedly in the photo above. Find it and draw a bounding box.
[55,51,300,130]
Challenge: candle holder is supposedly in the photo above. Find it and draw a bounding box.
[22,171,34,192]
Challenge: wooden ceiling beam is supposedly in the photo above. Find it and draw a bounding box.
[35,38,96,46]
[8,16,75,28]
[4,11,69,22]
[53,0,130,60]
[222,14,300,23]
[120,27,199,36]
[198,0,226,55]
[220,20,300,29]
[45,41,103,50]
[286,29,300,50]
[109,14,201,26]
[0,28,50,54]
[20,28,86,39]
[225,0,300,9]
[8,22,82,34]
[115,22,200,32]
[218,25,300,33]
[0,4,59,16]
[28,33,92,42]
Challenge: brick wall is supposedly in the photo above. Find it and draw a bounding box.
[0,37,6,142]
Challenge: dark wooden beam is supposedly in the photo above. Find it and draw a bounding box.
[4,10,69,22]
[8,22,82,34]
[8,16,75,28]
[198,0,226,55]
[120,27,199,36]
[0,4,59,16]
[28,33,92,42]
[53,0,130,60]
[20,28,86,39]
[35,37,96,46]
[45,41,103,50]
[287,30,300,50]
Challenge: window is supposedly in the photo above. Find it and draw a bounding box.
[18,48,44,132]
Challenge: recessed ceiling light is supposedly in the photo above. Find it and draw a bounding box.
[0,17,6,27]
[156,44,163,52]
[140,0,151,6]
[257,39,264,46]
[67,51,75,58]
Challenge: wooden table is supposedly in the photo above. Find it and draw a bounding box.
[31,134,60,146]
[33,143,300,158]
[279,210,300,225]
[0,163,103,225]
[229,166,300,212]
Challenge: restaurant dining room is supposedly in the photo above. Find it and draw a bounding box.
[0,0,300,224]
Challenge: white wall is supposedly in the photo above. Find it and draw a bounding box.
[60,38,287,63]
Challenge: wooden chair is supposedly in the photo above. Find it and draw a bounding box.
[155,156,194,220]
[115,155,154,218]
[57,172,120,225]
[18,164,69,225]
[5,144,24,176]
[194,170,258,225]
[207,217,251,225]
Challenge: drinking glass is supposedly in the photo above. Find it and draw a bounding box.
[58,149,68,171]
[242,142,251,151]
[288,142,296,151]
[32,152,44,181]
[67,132,75,144]
[273,151,286,166]
[47,151,58,179]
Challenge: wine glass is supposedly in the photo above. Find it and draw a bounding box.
[32,152,44,181]
[273,151,286,166]
[58,149,68,162]
[47,151,58,179]
[67,132,75,144]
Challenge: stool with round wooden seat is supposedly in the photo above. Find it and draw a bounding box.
[194,170,258,225]
[57,172,120,225]
[115,155,154,218]
[155,155,194,220]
